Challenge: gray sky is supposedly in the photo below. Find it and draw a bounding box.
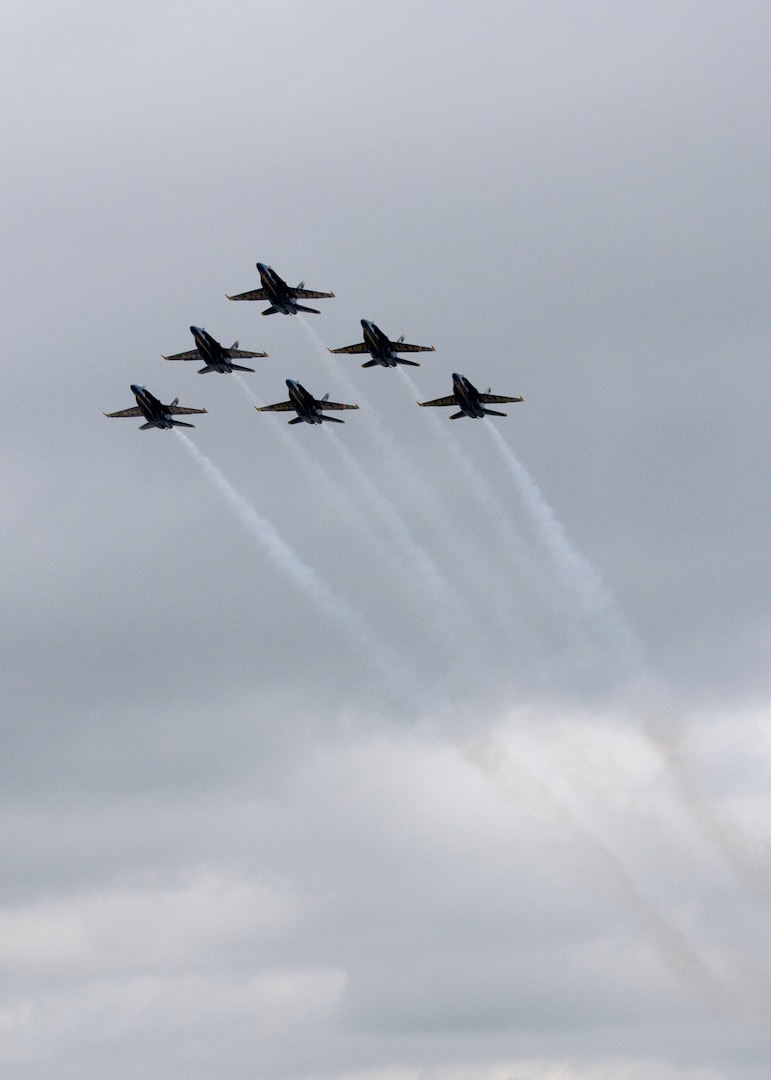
[2,2,771,1077]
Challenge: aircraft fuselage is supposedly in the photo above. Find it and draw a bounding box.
[361,319,399,366]
[257,263,300,315]
[190,326,236,373]
[286,379,324,423]
[130,384,176,428]
[452,373,487,418]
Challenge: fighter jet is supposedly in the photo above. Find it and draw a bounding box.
[104,385,208,429]
[255,379,359,425]
[417,373,523,419]
[227,262,335,315]
[328,319,436,368]
[162,326,268,374]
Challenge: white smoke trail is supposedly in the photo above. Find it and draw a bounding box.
[296,316,524,624]
[397,368,534,568]
[485,423,645,679]
[321,427,451,597]
[236,372,453,606]
[174,430,422,695]
[465,732,731,1013]
[231,373,365,531]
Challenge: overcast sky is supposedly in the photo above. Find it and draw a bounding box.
[2,2,771,1078]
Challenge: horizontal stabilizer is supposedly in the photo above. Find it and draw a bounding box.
[139,421,155,429]
[320,415,345,423]
[261,306,278,316]
[449,411,465,419]
[397,358,421,367]
[288,416,305,424]
[482,408,508,417]
[229,364,256,373]
[294,304,321,315]
[362,359,379,368]
[170,420,196,428]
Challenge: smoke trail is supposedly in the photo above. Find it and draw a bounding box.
[174,431,422,695]
[297,316,526,625]
[465,732,730,1013]
[321,427,450,597]
[397,368,534,568]
[230,373,364,533]
[485,423,645,679]
[236,372,454,608]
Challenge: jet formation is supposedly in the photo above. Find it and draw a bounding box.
[106,260,524,432]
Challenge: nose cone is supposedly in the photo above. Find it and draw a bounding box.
[286,378,297,389]
[451,372,463,382]
[256,262,269,273]
[361,319,373,330]
[130,384,145,395]
[189,325,203,336]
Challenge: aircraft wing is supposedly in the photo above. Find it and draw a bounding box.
[417,395,458,408]
[104,407,145,418]
[226,348,269,359]
[328,342,369,354]
[319,401,359,411]
[163,349,202,362]
[227,289,270,301]
[394,342,436,353]
[290,288,335,299]
[255,400,296,412]
[168,405,208,415]
[479,393,524,404]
